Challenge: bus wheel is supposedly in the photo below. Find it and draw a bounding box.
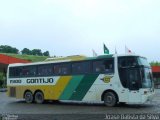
[24,91,33,103]
[104,92,117,107]
[34,91,44,104]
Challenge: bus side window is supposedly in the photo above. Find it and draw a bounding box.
[54,65,60,75]
[93,61,105,73]
[72,63,82,74]
[72,61,91,74]
[21,66,37,77]
[61,67,68,74]
[104,59,114,73]
[54,64,71,75]
[9,67,22,78]
[29,66,37,76]
[93,59,114,74]
[22,67,29,76]
[38,64,52,76]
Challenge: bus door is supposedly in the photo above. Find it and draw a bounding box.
[127,68,142,103]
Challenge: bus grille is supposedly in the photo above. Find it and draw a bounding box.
[10,87,16,97]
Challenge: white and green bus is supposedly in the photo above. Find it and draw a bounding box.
[7,54,154,106]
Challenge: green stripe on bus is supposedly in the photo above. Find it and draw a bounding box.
[59,75,84,100]
[69,74,98,101]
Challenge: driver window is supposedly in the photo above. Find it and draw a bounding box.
[93,59,114,74]
[128,69,140,90]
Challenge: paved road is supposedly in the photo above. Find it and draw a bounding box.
[0,90,160,120]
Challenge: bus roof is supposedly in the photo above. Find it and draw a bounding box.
[8,54,142,67]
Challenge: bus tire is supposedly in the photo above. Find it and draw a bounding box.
[34,91,44,104]
[24,91,33,103]
[104,92,117,107]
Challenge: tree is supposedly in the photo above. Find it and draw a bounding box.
[21,48,32,55]
[0,45,51,56]
[150,61,160,66]
[12,47,19,54]
[0,45,19,54]
[31,49,43,56]
[43,51,50,56]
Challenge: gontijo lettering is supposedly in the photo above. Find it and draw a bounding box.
[26,78,54,84]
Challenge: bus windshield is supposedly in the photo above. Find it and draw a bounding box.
[118,56,153,90]
[137,57,150,67]
[141,68,153,88]
[118,56,150,68]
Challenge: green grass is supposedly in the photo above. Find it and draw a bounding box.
[1,53,48,62]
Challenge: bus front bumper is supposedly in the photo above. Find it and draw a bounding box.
[141,91,155,104]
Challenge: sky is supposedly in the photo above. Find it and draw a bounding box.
[0,0,160,62]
